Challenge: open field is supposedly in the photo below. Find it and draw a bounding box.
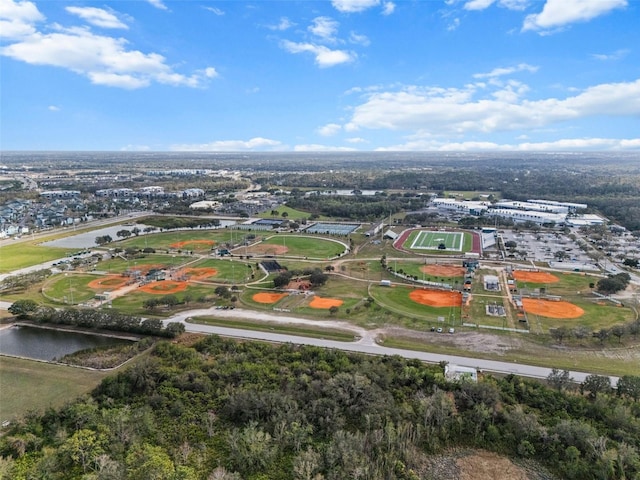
[0,356,109,421]
[247,235,346,259]
[98,253,191,274]
[43,273,102,304]
[257,205,330,221]
[117,230,235,251]
[0,242,74,273]
[188,316,355,342]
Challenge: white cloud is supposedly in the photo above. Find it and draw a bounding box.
[523,0,627,33]
[203,6,224,16]
[0,0,44,40]
[591,49,629,61]
[382,2,395,15]
[346,137,367,143]
[267,17,293,31]
[331,0,381,13]
[281,40,355,67]
[463,0,528,11]
[343,78,640,135]
[171,137,285,152]
[1,25,218,89]
[47,105,60,111]
[463,0,495,11]
[317,123,342,136]
[447,18,460,31]
[349,31,370,46]
[294,144,357,152]
[146,0,168,11]
[120,144,151,151]
[65,7,128,29]
[375,137,640,151]
[309,17,339,42]
[473,63,538,79]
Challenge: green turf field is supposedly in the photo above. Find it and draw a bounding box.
[0,243,74,273]
[409,231,464,251]
[259,235,346,258]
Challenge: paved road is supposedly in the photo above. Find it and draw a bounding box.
[163,307,620,384]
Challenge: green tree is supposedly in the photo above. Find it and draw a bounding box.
[617,375,640,401]
[8,299,39,318]
[60,429,105,473]
[582,374,612,399]
[126,444,175,480]
[547,368,573,391]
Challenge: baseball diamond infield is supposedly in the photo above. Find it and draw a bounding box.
[178,267,218,281]
[309,296,344,309]
[169,240,216,249]
[512,271,559,283]
[409,289,463,308]
[87,275,129,290]
[521,298,585,319]
[138,281,188,295]
[420,265,466,277]
[252,292,289,304]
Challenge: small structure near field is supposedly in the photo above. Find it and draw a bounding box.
[445,365,478,382]
[261,260,283,272]
[483,275,500,291]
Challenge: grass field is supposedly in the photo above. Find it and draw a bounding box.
[0,242,74,273]
[98,253,191,274]
[117,230,235,251]
[370,284,461,327]
[188,316,356,342]
[257,235,345,258]
[0,356,109,421]
[42,273,101,304]
[257,206,330,221]
[403,230,472,254]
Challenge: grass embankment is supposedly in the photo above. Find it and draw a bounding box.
[382,335,640,377]
[0,356,109,422]
[188,316,356,342]
[0,243,74,273]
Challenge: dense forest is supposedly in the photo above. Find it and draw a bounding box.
[2,336,639,479]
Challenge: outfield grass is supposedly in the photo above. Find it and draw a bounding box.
[109,284,219,316]
[98,253,191,274]
[0,243,75,273]
[369,284,461,326]
[42,273,100,304]
[260,234,346,258]
[188,316,356,342]
[0,356,109,421]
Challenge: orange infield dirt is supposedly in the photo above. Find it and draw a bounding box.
[409,289,463,307]
[87,275,129,290]
[521,298,584,319]
[253,292,289,304]
[512,270,559,283]
[247,244,289,255]
[309,296,344,309]
[178,267,218,281]
[420,265,466,277]
[138,281,188,295]
[169,240,216,249]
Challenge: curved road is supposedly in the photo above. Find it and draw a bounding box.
[163,307,619,384]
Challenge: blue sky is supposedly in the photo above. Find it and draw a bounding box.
[1,0,639,152]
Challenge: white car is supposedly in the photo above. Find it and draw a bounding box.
[448,328,455,334]
[436,327,443,333]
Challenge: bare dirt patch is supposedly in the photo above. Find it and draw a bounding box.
[286,279,311,290]
[178,267,218,281]
[87,275,128,290]
[409,289,462,307]
[513,270,559,284]
[246,244,289,255]
[421,265,466,277]
[253,292,289,304]
[169,240,216,249]
[423,450,557,480]
[522,298,584,319]
[138,281,188,295]
[309,296,343,309]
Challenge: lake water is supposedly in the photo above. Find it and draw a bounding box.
[0,325,133,361]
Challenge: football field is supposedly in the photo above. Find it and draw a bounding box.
[409,231,464,251]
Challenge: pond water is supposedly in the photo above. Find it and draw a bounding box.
[0,325,133,361]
